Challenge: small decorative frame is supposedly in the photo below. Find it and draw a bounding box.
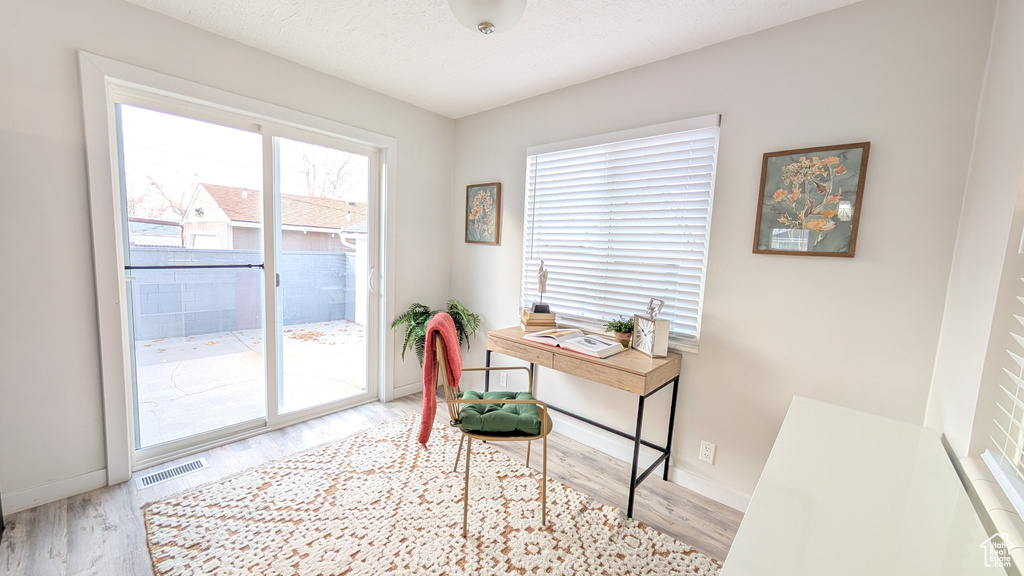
[465,182,501,245]
[753,142,870,257]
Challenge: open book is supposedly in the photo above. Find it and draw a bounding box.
[522,328,625,358]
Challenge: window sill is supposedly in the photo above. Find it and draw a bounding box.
[962,455,1024,575]
[670,341,700,355]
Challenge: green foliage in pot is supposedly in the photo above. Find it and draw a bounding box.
[605,315,634,334]
[391,299,481,366]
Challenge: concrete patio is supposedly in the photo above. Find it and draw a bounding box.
[134,319,366,448]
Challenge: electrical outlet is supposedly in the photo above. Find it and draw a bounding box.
[499,372,508,387]
[699,441,716,465]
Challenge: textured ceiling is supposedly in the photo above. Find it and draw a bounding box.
[123,0,862,119]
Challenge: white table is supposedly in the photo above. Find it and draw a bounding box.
[721,397,1005,575]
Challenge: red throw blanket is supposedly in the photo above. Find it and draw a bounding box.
[420,312,462,447]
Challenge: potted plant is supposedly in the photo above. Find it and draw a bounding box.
[391,299,481,366]
[606,316,634,348]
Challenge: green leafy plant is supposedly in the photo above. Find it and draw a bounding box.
[391,299,481,366]
[605,315,634,334]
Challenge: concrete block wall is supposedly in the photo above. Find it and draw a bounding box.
[128,247,353,340]
[280,251,351,325]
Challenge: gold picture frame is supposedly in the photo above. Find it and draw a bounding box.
[465,182,501,245]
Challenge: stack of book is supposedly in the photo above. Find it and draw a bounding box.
[520,311,557,332]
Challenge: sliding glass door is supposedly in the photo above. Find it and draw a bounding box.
[120,104,266,454]
[274,136,371,415]
[116,96,378,467]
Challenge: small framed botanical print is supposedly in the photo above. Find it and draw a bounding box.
[753,142,870,257]
[465,182,501,245]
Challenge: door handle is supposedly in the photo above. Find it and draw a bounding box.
[367,268,376,293]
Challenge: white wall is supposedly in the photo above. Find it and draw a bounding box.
[925,0,1024,459]
[0,0,452,507]
[449,0,993,504]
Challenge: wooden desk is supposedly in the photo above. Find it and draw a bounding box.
[485,327,683,517]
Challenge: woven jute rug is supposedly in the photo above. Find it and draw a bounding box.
[144,415,721,575]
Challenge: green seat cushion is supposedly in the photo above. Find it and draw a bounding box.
[457,391,542,436]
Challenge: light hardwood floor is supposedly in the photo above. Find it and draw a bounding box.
[0,394,741,575]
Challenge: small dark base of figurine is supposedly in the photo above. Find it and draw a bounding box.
[530,303,550,313]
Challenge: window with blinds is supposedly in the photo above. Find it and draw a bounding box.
[990,279,1024,481]
[984,276,1024,518]
[521,115,720,349]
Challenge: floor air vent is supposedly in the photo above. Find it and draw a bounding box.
[136,458,210,489]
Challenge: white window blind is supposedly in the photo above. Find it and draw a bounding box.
[991,277,1024,488]
[521,115,720,349]
[981,274,1024,523]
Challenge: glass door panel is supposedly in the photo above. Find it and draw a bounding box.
[275,137,369,414]
[129,267,265,447]
[118,104,266,451]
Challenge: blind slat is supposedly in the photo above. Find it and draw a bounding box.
[1010,349,1024,371]
[995,417,1022,449]
[1004,370,1024,395]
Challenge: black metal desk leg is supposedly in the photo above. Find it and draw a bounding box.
[628,394,646,518]
[663,376,680,481]
[484,350,492,392]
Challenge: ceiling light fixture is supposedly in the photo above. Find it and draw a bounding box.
[448,0,526,35]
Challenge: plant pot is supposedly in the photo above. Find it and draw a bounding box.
[614,332,632,348]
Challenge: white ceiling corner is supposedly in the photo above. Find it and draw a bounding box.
[122,0,863,119]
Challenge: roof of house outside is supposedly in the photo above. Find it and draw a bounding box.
[127,217,183,246]
[199,183,367,231]
[128,217,182,235]
[343,220,368,234]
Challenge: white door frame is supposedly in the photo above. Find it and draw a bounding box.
[263,124,381,430]
[79,51,398,484]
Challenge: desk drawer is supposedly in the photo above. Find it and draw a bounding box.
[488,336,554,368]
[552,354,645,395]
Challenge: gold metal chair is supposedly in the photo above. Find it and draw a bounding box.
[432,334,552,537]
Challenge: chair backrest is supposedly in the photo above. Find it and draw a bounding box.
[434,333,462,424]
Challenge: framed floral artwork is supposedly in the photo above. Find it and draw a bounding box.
[465,182,501,245]
[753,142,870,257]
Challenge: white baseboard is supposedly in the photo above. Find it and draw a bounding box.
[551,413,662,469]
[667,467,750,512]
[3,469,108,514]
[393,380,421,398]
[550,412,750,512]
